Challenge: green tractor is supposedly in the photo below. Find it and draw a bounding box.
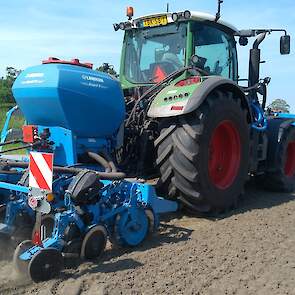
[111,4,292,214]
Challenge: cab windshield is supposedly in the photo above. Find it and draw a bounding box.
[124,23,187,84]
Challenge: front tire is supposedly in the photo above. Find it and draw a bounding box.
[156,91,250,213]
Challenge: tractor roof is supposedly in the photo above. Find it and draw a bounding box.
[134,10,238,33]
[190,11,238,32]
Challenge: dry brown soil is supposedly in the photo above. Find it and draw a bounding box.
[1,186,295,295]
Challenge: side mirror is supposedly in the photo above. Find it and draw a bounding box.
[280,35,290,55]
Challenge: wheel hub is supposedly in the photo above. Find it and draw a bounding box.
[114,209,149,247]
[28,248,63,282]
[81,225,107,260]
[285,141,295,177]
[209,120,241,189]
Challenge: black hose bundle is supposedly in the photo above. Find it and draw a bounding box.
[0,157,125,180]
[87,151,112,173]
[87,151,119,174]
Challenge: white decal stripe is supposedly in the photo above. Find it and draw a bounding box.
[29,170,40,189]
[31,152,53,190]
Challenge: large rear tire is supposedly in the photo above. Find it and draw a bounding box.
[262,126,295,192]
[155,90,250,213]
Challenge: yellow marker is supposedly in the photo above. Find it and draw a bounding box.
[46,193,55,202]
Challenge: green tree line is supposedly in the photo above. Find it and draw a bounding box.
[267,98,290,113]
[0,67,21,104]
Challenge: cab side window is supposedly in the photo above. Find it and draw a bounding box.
[193,23,237,80]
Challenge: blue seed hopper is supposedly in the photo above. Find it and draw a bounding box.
[12,58,126,166]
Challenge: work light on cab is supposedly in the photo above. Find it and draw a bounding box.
[172,12,179,22]
[127,6,134,20]
[183,10,191,19]
[172,10,191,22]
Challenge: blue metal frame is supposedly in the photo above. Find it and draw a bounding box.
[276,113,295,127]
[0,182,29,194]
[18,180,178,264]
[0,105,28,204]
[251,102,268,131]
[277,113,295,120]
[38,126,111,166]
[0,176,69,236]
[0,105,19,150]
[0,173,24,205]
[135,183,178,214]
[38,126,77,166]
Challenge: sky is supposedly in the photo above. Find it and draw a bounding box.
[0,0,294,110]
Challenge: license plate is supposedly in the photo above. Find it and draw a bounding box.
[143,16,168,28]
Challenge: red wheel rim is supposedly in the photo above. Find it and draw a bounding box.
[284,141,295,177]
[209,120,241,189]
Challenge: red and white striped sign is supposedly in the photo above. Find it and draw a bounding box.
[29,152,54,191]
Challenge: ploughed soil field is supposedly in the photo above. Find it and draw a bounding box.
[1,185,295,295]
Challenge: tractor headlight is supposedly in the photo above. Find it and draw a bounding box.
[172,11,191,22]
[172,13,179,22]
[184,10,191,19]
[119,22,126,30]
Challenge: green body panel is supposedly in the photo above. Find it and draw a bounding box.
[185,22,193,67]
[152,80,202,107]
[147,77,205,118]
[119,34,142,89]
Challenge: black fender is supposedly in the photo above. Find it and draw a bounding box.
[183,76,252,122]
[266,117,295,172]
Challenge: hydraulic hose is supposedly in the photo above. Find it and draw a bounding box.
[126,66,192,127]
[0,160,126,180]
[251,103,268,132]
[87,151,111,173]
[0,141,40,155]
[0,139,23,147]
[0,144,34,154]
[0,169,22,175]
[55,166,126,180]
[101,152,118,173]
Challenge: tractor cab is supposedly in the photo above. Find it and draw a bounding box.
[115,10,239,89]
[111,6,292,214]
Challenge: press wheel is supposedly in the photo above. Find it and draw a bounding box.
[28,248,63,282]
[112,208,149,247]
[62,239,82,268]
[13,240,33,277]
[80,225,107,260]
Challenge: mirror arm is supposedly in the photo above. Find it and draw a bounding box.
[253,32,267,49]
[237,28,288,37]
